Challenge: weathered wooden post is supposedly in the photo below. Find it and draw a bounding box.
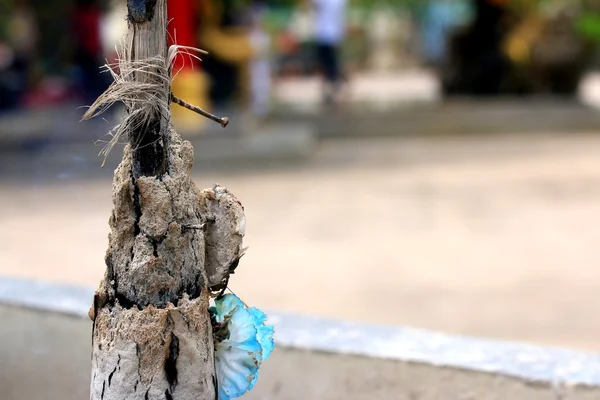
[82,1,271,399]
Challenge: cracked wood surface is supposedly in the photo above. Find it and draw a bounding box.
[88,1,245,399]
[90,137,244,400]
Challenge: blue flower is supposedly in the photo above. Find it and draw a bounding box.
[248,307,274,361]
[210,293,274,400]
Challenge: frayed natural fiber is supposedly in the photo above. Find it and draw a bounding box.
[82,37,207,166]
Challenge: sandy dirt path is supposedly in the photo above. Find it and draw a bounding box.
[2,132,600,351]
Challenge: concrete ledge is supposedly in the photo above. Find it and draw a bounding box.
[272,99,600,138]
[189,123,317,169]
[0,108,316,182]
[2,276,600,399]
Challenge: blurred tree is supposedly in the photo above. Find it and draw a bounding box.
[441,0,594,96]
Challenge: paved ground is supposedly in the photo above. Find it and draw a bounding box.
[2,131,600,352]
[0,306,90,400]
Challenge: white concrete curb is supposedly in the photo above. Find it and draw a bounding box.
[1,276,599,388]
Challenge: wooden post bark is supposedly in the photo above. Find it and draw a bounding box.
[86,1,246,399]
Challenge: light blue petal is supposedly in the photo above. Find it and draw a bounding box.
[247,306,267,325]
[219,294,245,314]
[215,335,261,398]
[248,369,259,390]
[218,386,230,400]
[228,308,257,342]
[249,307,275,361]
[212,294,245,323]
[211,294,275,400]
[257,324,275,361]
[214,306,262,399]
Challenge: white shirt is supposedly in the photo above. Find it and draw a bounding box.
[312,0,347,45]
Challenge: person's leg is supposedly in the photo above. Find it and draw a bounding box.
[316,43,337,105]
[315,42,327,91]
[203,56,239,109]
[327,43,343,101]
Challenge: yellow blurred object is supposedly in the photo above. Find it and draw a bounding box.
[197,0,254,107]
[503,15,542,65]
[171,69,211,135]
[200,28,254,65]
[198,0,253,64]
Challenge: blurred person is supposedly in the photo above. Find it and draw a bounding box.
[0,41,17,111]
[249,4,272,118]
[421,0,470,68]
[308,0,348,106]
[366,3,404,72]
[70,0,111,103]
[275,29,301,77]
[289,2,316,75]
[1,0,38,110]
[199,0,254,111]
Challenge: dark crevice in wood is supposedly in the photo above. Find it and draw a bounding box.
[132,174,141,237]
[131,116,166,178]
[165,333,179,390]
[108,366,117,387]
[151,236,159,257]
[187,275,203,301]
[106,255,138,310]
[145,0,158,21]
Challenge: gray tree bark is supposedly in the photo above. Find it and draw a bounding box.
[87,1,245,399]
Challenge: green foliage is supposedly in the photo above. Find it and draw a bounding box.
[576,13,600,42]
[0,0,10,40]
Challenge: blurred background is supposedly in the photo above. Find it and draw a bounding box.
[2,0,600,353]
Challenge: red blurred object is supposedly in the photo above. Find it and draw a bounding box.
[21,78,79,109]
[168,0,200,72]
[72,4,103,57]
[277,31,299,54]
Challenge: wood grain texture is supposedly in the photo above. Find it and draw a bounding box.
[88,1,245,399]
